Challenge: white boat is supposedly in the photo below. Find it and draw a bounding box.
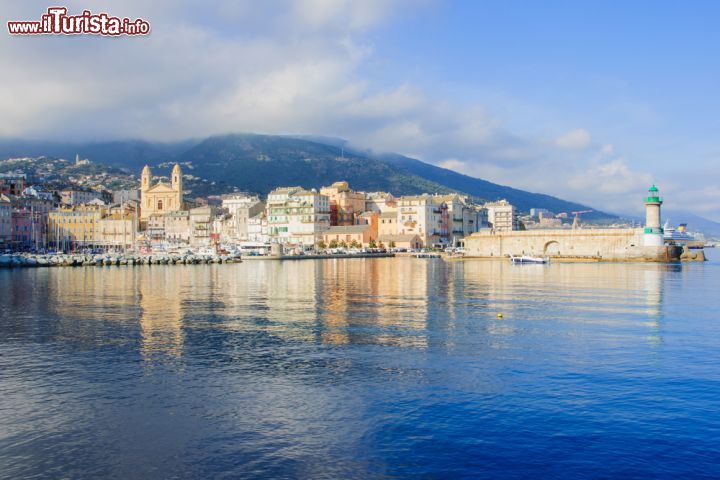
[510,255,549,264]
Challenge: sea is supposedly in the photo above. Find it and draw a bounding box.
[1,257,719,479]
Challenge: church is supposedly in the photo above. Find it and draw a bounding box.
[139,164,184,223]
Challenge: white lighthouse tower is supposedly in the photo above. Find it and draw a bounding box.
[643,184,664,247]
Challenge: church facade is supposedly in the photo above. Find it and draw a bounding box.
[140,164,184,223]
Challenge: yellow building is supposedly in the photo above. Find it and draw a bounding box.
[140,164,184,224]
[48,203,107,250]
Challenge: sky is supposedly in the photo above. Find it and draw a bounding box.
[1,0,719,220]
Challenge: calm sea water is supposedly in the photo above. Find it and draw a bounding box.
[1,257,719,479]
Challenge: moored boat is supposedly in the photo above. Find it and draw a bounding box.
[510,255,549,264]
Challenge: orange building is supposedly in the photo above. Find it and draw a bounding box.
[320,181,366,226]
[322,224,377,247]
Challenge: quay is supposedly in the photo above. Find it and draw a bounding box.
[0,251,397,268]
[0,253,240,268]
[243,252,395,261]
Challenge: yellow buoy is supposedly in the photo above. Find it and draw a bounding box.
[497,313,503,318]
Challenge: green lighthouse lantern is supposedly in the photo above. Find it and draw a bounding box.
[646,184,661,203]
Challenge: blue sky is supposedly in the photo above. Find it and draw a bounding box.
[1,0,718,220]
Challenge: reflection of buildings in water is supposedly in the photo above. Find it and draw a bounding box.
[458,259,667,344]
[47,267,141,343]
[257,260,320,343]
[138,267,187,359]
[319,258,430,348]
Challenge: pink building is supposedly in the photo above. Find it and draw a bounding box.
[11,198,52,250]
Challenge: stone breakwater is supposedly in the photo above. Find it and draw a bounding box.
[0,253,240,268]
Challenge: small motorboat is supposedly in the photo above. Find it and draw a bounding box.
[510,255,549,264]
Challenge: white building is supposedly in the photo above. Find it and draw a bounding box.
[267,186,331,246]
[365,192,397,213]
[221,194,265,241]
[433,194,488,246]
[484,199,518,231]
[397,195,449,247]
[60,189,104,206]
[247,212,269,243]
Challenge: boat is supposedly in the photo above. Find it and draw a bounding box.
[663,221,695,243]
[510,255,549,264]
[415,252,441,258]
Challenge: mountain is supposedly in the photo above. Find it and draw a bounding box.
[376,152,608,218]
[174,134,456,197]
[0,133,609,217]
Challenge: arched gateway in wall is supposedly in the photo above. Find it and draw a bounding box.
[544,240,560,256]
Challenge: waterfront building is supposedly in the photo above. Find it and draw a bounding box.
[322,224,377,248]
[484,199,518,231]
[365,192,397,213]
[165,211,191,245]
[48,203,107,251]
[320,181,366,226]
[356,211,380,236]
[140,164,184,224]
[190,206,217,247]
[377,234,423,250]
[146,214,167,244]
[247,212,269,243]
[97,212,136,251]
[221,194,265,241]
[10,196,53,250]
[0,195,12,247]
[433,194,485,246]
[378,211,399,237]
[397,195,449,247]
[267,187,331,246]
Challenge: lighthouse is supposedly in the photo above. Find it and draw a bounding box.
[643,184,664,247]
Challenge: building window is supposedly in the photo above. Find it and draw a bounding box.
[158,200,163,211]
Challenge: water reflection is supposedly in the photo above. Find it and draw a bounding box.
[3,258,719,480]
[30,258,674,357]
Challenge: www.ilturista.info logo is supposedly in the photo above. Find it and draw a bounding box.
[7,7,150,36]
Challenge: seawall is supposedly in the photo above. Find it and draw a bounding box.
[464,228,689,262]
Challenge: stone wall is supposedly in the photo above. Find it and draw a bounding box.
[464,228,683,262]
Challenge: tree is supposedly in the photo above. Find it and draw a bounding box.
[350,239,360,249]
[389,241,396,248]
[316,240,327,250]
[378,241,385,249]
[329,239,338,249]
[339,240,348,248]
[368,239,377,248]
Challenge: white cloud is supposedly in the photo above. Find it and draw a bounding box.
[555,128,592,150]
[0,1,690,218]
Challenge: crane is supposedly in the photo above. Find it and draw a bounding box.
[570,210,593,229]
